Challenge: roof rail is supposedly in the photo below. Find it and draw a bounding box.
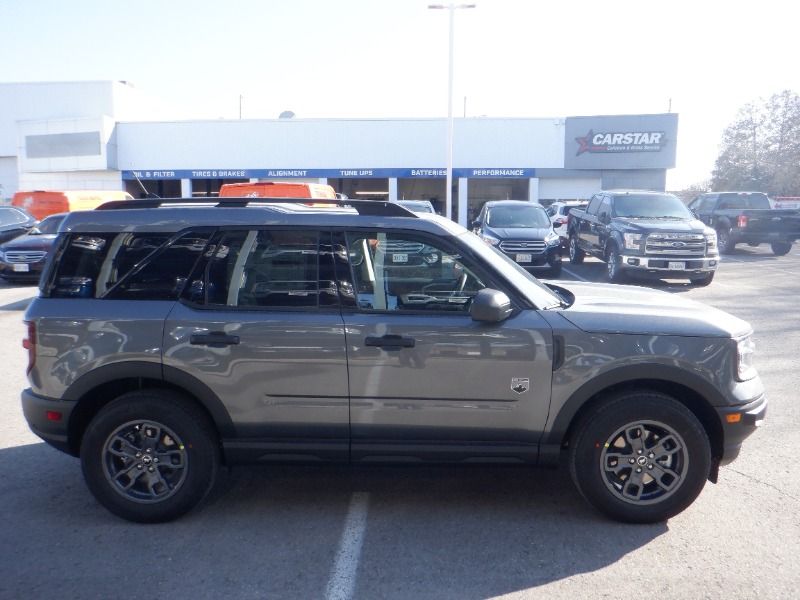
[96,197,418,218]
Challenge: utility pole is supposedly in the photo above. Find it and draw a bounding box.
[428,3,476,222]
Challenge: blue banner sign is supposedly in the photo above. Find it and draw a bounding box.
[121,168,536,180]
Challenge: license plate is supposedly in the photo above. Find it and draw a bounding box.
[392,253,408,263]
[12,264,29,272]
[516,254,532,263]
[668,261,685,270]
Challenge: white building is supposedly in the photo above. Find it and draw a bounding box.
[1,80,678,226]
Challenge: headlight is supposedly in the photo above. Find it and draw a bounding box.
[480,233,500,246]
[623,233,644,250]
[545,232,561,246]
[705,230,718,253]
[0,251,5,262]
[736,336,757,381]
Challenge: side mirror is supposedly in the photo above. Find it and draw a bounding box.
[553,221,563,229]
[471,220,481,230]
[470,288,512,323]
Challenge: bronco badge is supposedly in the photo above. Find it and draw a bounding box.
[511,378,530,394]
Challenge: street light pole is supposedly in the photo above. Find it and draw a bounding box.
[428,3,475,222]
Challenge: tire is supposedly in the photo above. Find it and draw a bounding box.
[771,241,792,256]
[569,391,711,523]
[690,272,715,287]
[717,228,735,254]
[606,245,626,283]
[568,235,584,264]
[80,389,219,523]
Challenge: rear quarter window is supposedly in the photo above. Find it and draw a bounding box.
[48,232,173,298]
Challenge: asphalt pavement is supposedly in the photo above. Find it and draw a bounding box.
[1,246,799,599]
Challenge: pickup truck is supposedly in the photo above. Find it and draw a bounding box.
[568,190,719,285]
[688,192,800,255]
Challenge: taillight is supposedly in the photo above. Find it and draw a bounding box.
[738,215,748,228]
[22,320,36,374]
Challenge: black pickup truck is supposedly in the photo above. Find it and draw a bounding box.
[688,192,800,255]
[568,190,719,285]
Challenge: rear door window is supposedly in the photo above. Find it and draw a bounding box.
[107,231,213,300]
[183,229,332,309]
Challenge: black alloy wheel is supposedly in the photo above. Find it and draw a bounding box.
[81,390,219,523]
[569,391,711,523]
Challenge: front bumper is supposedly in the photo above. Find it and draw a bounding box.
[619,254,719,278]
[21,388,76,455]
[499,246,562,269]
[0,261,45,279]
[716,393,767,465]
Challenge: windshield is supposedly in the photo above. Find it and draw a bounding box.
[487,204,550,228]
[612,194,693,219]
[0,207,30,227]
[458,230,561,309]
[32,214,65,234]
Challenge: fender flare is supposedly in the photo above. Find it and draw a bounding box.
[62,361,235,438]
[544,363,726,446]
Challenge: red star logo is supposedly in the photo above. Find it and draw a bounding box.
[575,130,594,156]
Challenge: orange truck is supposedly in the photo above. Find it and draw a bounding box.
[219,181,337,199]
[12,190,134,220]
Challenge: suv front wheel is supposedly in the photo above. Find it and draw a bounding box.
[80,390,219,523]
[569,391,711,523]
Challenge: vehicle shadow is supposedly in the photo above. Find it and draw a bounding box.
[0,296,35,311]
[1,442,667,599]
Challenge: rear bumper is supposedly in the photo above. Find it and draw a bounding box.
[716,394,767,465]
[619,254,719,278]
[21,388,76,455]
[731,231,799,244]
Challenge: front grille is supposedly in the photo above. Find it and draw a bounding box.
[499,240,546,253]
[645,233,705,256]
[377,240,424,254]
[4,251,47,263]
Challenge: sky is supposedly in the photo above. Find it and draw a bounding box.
[0,0,796,188]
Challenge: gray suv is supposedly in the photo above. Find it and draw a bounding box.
[21,198,766,523]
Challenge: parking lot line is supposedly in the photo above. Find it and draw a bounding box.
[561,267,589,282]
[325,492,370,600]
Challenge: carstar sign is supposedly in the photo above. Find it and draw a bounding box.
[575,129,666,156]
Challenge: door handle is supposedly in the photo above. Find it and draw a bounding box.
[190,332,240,347]
[364,334,416,350]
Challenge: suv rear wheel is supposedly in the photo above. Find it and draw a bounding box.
[569,391,711,523]
[80,390,219,523]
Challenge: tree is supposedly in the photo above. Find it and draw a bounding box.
[672,180,710,204]
[711,90,800,196]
